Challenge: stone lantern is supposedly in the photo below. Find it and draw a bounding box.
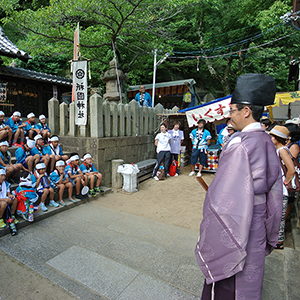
[101,59,126,103]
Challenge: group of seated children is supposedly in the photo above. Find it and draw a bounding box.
[2,111,51,147]
[0,151,104,231]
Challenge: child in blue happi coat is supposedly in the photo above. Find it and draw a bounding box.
[15,138,40,173]
[15,170,41,221]
[23,113,40,139]
[50,160,74,205]
[0,111,13,144]
[80,153,103,196]
[31,162,59,211]
[65,153,87,201]
[37,115,51,144]
[0,169,18,228]
[0,140,23,182]
[48,135,69,166]
[31,134,51,170]
[6,111,26,146]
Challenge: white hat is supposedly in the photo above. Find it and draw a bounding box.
[39,114,46,120]
[81,153,92,161]
[56,160,65,167]
[26,139,36,148]
[50,136,59,142]
[27,113,35,119]
[35,162,46,170]
[34,134,43,141]
[0,169,6,175]
[69,155,79,161]
[13,111,21,117]
[286,117,300,125]
[0,111,5,116]
[0,141,9,147]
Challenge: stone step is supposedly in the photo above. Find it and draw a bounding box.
[284,247,300,300]
[9,150,72,166]
[282,216,300,300]
[7,145,71,160]
[0,186,112,237]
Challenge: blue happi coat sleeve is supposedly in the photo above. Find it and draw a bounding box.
[15,147,25,163]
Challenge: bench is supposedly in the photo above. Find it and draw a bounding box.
[136,159,156,183]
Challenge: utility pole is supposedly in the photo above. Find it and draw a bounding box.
[152,49,157,108]
[152,50,170,108]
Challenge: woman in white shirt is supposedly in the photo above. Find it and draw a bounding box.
[152,124,171,180]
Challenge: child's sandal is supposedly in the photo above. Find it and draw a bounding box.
[68,198,77,203]
[59,200,67,206]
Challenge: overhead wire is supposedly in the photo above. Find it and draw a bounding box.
[173,24,283,56]
[170,32,296,60]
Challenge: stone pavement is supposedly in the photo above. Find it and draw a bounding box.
[0,199,300,300]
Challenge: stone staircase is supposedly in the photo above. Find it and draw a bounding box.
[0,145,112,237]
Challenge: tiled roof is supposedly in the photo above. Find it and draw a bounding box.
[0,65,72,86]
[0,27,32,62]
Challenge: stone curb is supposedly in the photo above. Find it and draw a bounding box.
[0,187,112,237]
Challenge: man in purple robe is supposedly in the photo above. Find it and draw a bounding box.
[195,73,283,300]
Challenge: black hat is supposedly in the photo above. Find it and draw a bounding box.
[197,118,206,124]
[231,73,276,106]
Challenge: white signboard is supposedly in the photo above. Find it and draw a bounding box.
[185,96,232,127]
[73,60,88,126]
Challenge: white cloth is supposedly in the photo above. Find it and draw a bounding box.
[227,122,262,148]
[49,144,60,156]
[173,130,179,137]
[27,113,35,119]
[221,127,229,136]
[0,181,7,198]
[277,146,289,196]
[27,139,35,148]
[155,132,171,153]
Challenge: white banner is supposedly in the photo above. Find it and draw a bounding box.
[73,60,88,126]
[185,96,232,127]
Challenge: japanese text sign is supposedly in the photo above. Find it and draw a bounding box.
[73,60,87,126]
[185,96,231,127]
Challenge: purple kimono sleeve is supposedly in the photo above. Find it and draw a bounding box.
[195,143,255,284]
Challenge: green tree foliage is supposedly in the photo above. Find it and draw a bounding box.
[0,0,299,95]
[1,0,187,72]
